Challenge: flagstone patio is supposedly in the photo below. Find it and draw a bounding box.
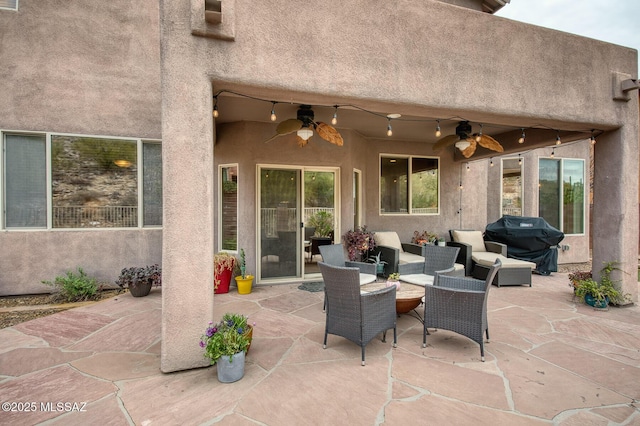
[0,273,639,425]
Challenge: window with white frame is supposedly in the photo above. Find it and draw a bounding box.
[538,158,585,234]
[380,155,439,214]
[220,164,238,250]
[0,0,17,11]
[2,132,162,229]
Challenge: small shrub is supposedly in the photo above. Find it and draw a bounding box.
[42,267,99,302]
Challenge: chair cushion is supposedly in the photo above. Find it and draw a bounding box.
[400,274,434,286]
[375,232,403,252]
[452,230,486,252]
[398,252,424,264]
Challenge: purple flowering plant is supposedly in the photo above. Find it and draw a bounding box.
[200,313,253,364]
[342,226,376,261]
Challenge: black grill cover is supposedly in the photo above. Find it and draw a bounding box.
[484,215,564,275]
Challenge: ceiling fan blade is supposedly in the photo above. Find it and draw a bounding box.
[264,119,304,143]
[296,135,308,147]
[477,134,504,153]
[461,138,477,158]
[315,122,344,146]
[432,134,459,152]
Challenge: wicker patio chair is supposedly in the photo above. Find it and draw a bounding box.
[318,262,397,366]
[422,259,501,361]
[399,245,460,277]
[319,244,377,311]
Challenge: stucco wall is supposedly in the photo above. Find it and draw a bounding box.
[0,0,161,138]
[0,1,163,296]
[0,230,162,296]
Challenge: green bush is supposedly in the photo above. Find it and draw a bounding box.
[42,267,99,302]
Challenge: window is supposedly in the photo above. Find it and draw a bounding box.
[4,134,46,228]
[502,158,522,216]
[52,135,138,228]
[380,155,439,214]
[220,165,238,250]
[2,132,162,229]
[538,158,585,234]
[0,0,17,11]
[143,143,163,226]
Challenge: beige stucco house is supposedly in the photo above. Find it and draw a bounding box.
[1,0,637,372]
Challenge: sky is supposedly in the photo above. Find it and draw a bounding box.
[495,0,640,72]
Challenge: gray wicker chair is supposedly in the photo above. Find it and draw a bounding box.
[318,262,397,366]
[319,244,377,311]
[399,245,460,276]
[422,259,501,361]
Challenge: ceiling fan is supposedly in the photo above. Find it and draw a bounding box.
[264,105,344,147]
[432,121,504,158]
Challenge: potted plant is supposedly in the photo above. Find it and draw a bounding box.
[214,252,236,294]
[200,312,254,383]
[574,261,626,308]
[367,252,387,276]
[437,237,446,247]
[342,225,376,261]
[386,272,401,289]
[568,270,592,292]
[307,211,334,238]
[234,248,254,294]
[115,264,162,297]
[412,230,438,245]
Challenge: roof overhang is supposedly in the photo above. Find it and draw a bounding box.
[482,0,510,14]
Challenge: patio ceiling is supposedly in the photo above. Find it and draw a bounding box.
[213,91,595,159]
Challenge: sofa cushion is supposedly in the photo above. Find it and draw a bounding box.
[452,230,486,252]
[472,252,536,269]
[375,232,403,252]
[398,252,424,264]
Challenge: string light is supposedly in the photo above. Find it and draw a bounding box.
[518,154,522,165]
[466,163,470,171]
[213,96,219,118]
[459,181,463,190]
[590,130,596,145]
[490,158,494,167]
[211,90,602,145]
[550,148,555,158]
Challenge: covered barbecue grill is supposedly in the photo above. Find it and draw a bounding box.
[484,215,565,275]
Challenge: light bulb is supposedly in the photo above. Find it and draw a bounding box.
[490,158,494,167]
[435,120,441,137]
[213,105,219,118]
[518,129,525,144]
[466,163,470,171]
[551,149,555,158]
[556,133,561,145]
[270,102,277,121]
[518,155,522,165]
[590,130,596,145]
[331,106,338,125]
[387,120,393,137]
[476,124,483,142]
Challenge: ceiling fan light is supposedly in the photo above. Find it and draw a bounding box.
[297,128,314,140]
[455,140,471,151]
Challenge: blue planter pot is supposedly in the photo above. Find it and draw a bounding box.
[216,351,245,383]
[585,294,609,309]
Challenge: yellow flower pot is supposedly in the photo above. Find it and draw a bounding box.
[235,275,254,294]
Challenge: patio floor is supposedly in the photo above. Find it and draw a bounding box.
[1,273,640,425]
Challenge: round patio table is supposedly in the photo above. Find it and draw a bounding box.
[360,281,424,314]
